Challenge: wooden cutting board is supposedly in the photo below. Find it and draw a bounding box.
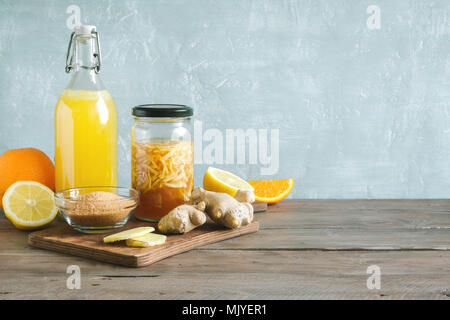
[28,218,259,267]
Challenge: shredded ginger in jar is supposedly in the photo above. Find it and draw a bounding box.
[132,139,194,221]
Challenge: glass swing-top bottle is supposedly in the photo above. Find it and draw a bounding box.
[55,25,117,191]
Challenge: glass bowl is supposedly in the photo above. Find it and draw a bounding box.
[55,186,140,234]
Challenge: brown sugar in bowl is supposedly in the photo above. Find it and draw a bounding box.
[55,187,139,234]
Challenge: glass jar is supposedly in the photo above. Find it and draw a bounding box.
[131,104,194,222]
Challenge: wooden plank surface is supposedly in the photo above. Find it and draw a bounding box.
[28,219,259,267]
[1,199,450,299]
[1,250,450,299]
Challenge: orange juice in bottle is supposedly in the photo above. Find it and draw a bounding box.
[55,25,117,191]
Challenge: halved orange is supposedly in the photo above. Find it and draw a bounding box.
[247,179,294,204]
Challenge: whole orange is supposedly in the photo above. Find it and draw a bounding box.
[0,148,55,210]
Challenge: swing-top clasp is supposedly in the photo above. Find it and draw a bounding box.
[65,25,102,74]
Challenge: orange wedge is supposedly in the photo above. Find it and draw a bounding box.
[247,179,294,204]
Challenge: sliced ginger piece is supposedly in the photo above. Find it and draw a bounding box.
[126,233,167,247]
[103,227,155,243]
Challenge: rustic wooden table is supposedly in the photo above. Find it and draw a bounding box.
[1,199,450,299]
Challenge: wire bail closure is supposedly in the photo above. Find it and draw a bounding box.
[92,31,102,74]
[65,29,102,74]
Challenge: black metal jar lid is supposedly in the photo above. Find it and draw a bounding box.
[132,104,193,118]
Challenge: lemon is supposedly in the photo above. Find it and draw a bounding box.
[203,167,254,197]
[2,181,57,230]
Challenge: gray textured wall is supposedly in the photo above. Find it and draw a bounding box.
[0,0,449,199]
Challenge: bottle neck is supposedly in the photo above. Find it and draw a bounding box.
[66,35,104,91]
[74,35,95,70]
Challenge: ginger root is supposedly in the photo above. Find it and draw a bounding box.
[126,233,167,247]
[192,188,254,229]
[234,189,255,203]
[157,202,206,234]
